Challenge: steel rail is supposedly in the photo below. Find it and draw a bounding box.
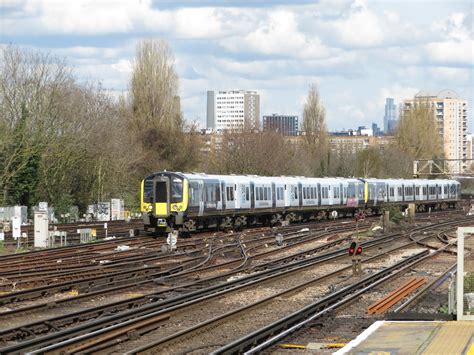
[214,243,454,354]
[19,236,427,355]
[392,262,457,313]
[0,216,467,352]
[0,218,460,346]
[0,228,398,351]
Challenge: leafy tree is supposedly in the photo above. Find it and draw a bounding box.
[355,147,382,178]
[396,98,442,160]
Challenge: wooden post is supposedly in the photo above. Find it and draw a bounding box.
[383,210,390,232]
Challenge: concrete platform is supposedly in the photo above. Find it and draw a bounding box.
[335,320,474,355]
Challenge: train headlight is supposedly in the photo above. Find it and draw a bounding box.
[148,205,153,211]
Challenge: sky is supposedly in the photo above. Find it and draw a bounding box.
[1,0,473,131]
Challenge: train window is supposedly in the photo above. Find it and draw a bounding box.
[322,187,328,199]
[204,185,216,202]
[245,187,250,201]
[444,186,448,194]
[423,187,427,195]
[155,181,167,203]
[397,187,402,196]
[226,186,234,201]
[450,185,456,195]
[216,186,221,201]
[310,187,314,199]
[343,187,347,198]
[347,185,355,198]
[188,182,200,206]
[171,178,183,203]
[264,187,268,200]
[415,187,420,195]
[334,187,340,199]
[143,179,153,203]
[144,178,154,203]
[389,187,394,197]
[293,187,298,199]
[438,186,442,194]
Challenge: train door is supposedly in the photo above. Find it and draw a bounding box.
[368,183,376,206]
[250,181,255,209]
[198,180,204,216]
[271,182,276,210]
[221,181,226,211]
[152,175,170,216]
[317,183,322,206]
[234,183,240,209]
[298,182,303,208]
[401,184,405,202]
[339,184,344,205]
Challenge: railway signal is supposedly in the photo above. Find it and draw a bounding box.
[349,241,363,275]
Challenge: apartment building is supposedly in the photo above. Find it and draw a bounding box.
[404,90,468,173]
[207,90,260,132]
[262,114,299,136]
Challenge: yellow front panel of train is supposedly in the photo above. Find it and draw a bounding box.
[140,180,151,212]
[155,203,168,216]
[364,182,369,203]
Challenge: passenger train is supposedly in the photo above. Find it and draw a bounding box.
[140,172,460,236]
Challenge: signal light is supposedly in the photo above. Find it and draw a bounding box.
[356,246,363,255]
[348,241,357,256]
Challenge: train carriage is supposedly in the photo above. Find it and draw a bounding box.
[141,172,461,236]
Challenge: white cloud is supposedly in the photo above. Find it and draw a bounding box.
[219,9,331,59]
[425,39,474,67]
[3,0,472,131]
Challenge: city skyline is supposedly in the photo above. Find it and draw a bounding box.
[1,0,472,131]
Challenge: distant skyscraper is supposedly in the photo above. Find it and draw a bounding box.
[384,98,397,133]
[206,90,260,132]
[262,114,299,136]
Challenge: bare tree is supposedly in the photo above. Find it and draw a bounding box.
[129,39,180,133]
[207,129,302,176]
[302,84,329,176]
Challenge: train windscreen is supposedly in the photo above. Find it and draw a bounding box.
[144,178,154,203]
[171,178,183,203]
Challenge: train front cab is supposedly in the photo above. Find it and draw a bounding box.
[141,172,188,235]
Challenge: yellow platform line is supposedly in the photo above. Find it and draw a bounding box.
[422,321,474,355]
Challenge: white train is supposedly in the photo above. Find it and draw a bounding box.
[140,172,460,236]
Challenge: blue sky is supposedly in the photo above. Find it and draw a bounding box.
[1,0,473,131]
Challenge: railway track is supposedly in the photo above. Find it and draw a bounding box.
[0,213,469,353]
[0,210,467,354]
